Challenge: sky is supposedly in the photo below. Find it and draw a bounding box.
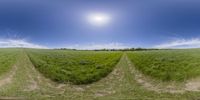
[1,0,200,49]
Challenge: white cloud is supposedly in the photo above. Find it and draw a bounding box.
[65,42,129,50]
[154,38,200,49]
[0,39,48,49]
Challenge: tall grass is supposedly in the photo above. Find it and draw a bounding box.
[127,49,200,82]
[26,49,122,84]
[0,49,19,76]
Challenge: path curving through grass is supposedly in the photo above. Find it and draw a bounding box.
[1,51,200,99]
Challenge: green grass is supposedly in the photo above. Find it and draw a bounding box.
[0,49,19,76]
[26,49,122,84]
[127,49,200,82]
[2,49,200,99]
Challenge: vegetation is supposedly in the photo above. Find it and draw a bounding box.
[0,49,19,76]
[54,47,162,51]
[26,49,122,84]
[127,49,200,81]
[2,48,200,99]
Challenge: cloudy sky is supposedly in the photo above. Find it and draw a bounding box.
[0,0,200,49]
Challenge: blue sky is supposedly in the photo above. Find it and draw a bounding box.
[1,0,200,49]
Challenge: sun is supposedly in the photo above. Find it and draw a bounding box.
[87,13,111,26]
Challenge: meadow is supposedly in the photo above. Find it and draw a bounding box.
[1,48,200,99]
[26,49,122,84]
[127,49,200,82]
[0,49,19,76]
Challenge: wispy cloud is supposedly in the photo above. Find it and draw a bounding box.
[65,42,129,50]
[154,38,200,49]
[0,39,48,49]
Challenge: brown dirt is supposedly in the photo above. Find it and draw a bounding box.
[0,65,17,88]
[23,74,38,91]
[125,55,195,93]
[185,77,200,91]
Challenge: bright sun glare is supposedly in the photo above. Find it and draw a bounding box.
[88,13,111,26]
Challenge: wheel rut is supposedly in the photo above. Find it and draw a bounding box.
[0,65,17,88]
[125,54,200,93]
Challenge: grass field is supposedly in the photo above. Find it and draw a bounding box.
[1,48,200,100]
[26,49,122,84]
[0,49,19,76]
[127,49,200,82]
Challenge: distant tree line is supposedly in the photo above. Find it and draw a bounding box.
[54,48,171,51]
[54,48,77,51]
[93,48,160,51]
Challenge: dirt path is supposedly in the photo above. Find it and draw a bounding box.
[0,65,17,88]
[23,53,200,95]
[3,51,200,99]
[125,54,200,93]
[125,55,184,93]
[22,52,67,94]
[23,73,38,91]
[23,52,200,94]
[185,77,200,91]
